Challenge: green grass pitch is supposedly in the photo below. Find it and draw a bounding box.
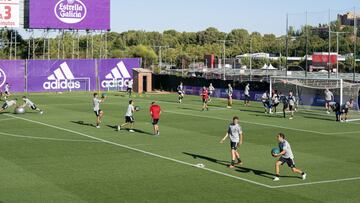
[0,92,360,202]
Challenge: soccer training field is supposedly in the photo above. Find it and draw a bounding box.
[0,92,360,202]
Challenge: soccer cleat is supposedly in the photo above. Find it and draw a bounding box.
[235,161,243,165]
[117,126,121,131]
[129,129,135,133]
[326,111,330,114]
[302,173,307,180]
[289,117,294,120]
[273,177,280,181]
[96,126,100,129]
[39,111,44,115]
[228,165,235,169]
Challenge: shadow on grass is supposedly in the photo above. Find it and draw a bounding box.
[106,125,154,136]
[183,152,300,180]
[71,121,96,128]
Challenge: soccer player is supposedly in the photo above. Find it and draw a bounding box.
[272,133,307,181]
[21,96,43,114]
[340,99,354,122]
[0,98,17,113]
[329,101,341,122]
[287,91,296,119]
[127,80,133,98]
[150,101,161,136]
[324,88,334,114]
[271,90,280,113]
[177,82,185,103]
[3,83,10,99]
[93,93,106,128]
[200,86,209,111]
[226,84,233,109]
[244,83,250,106]
[118,100,136,132]
[220,116,244,168]
[208,83,215,102]
[261,91,270,114]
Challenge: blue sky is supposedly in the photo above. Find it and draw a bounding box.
[111,0,360,36]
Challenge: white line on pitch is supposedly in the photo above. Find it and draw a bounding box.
[8,114,360,189]
[0,132,102,143]
[6,114,273,189]
[0,118,16,122]
[272,177,360,189]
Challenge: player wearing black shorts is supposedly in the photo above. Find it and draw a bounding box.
[272,133,307,181]
[201,86,209,111]
[0,99,17,113]
[118,100,138,132]
[340,99,354,122]
[93,93,106,128]
[177,82,184,103]
[220,116,244,168]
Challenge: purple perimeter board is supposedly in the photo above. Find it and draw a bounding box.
[29,0,110,30]
[98,58,141,91]
[0,60,25,93]
[27,59,97,92]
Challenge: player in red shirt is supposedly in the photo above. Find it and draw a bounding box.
[150,101,162,136]
[201,86,209,111]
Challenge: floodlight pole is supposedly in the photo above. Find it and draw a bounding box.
[305,11,308,78]
[328,9,331,79]
[354,6,357,82]
[250,37,253,81]
[330,31,349,78]
[285,13,289,77]
[153,45,169,69]
[218,39,234,80]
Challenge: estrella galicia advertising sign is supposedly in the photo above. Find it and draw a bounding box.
[28,0,110,30]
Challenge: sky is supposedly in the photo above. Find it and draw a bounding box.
[111,0,360,36]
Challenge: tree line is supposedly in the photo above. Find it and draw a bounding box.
[0,21,359,72]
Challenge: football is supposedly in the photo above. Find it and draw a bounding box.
[14,107,26,114]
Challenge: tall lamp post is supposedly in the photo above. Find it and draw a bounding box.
[218,39,234,80]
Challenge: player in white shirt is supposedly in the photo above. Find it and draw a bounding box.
[261,91,270,114]
[208,83,215,102]
[118,100,138,132]
[287,92,296,119]
[93,93,106,128]
[127,80,133,98]
[340,99,354,122]
[271,90,280,113]
[244,83,250,106]
[21,96,43,114]
[177,82,185,103]
[226,84,233,109]
[220,116,244,168]
[272,133,307,181]
[324,89,334,114]
[0,99,17,113]
[3,83,10,99]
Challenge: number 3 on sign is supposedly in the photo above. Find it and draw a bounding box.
[0,5,11,20]
[4,6,11,19]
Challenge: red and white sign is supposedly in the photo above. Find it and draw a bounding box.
[0,0,19,28]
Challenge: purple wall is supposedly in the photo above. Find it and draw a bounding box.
[0,60,25,93]
[0,58,140,93]
[29,0,110,30]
